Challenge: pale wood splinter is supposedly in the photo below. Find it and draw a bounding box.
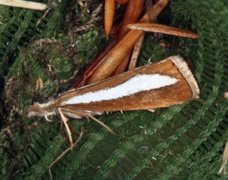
[0,0,47,10]
[218,141,228,176]
[128,23,198,39]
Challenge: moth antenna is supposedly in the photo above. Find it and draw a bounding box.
[88,115,117,135]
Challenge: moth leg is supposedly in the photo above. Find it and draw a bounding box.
[58,108,74,148]
[88,115,116,135]
[49,128,84,180]
[59,117,74,145]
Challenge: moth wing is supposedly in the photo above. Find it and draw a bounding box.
[54,56,199,113]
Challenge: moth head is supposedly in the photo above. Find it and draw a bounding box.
[27,102,55,121]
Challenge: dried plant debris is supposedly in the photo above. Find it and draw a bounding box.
[0,0,120,178]
[0,37,78,177]
[218,141,228,176]
[1,16,103,128]
[67,1,103,35]
[1,37,78,129]
[73,3,102,33]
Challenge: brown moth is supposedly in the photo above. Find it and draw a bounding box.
[28,55,199,119]
[27,55,200,179]
[28,56,200,143]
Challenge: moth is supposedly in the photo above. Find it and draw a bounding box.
[28,55,199,179]
[28,55,199,145]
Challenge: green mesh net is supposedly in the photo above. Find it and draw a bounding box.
[0,0,227,179]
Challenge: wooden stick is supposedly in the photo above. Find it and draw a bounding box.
[113,52,132,75]
[118,0,145,38]
[104,0,115,37]
[87,29,143,83]
[218,141,228,175]
[128,34,145,70]
[114,0,145,75]
[73,0,169,87]
[0,0,47,11]
[88,0,169,83]
[115,0,129,5]
[72,40,117,88]
[128,23,199,39]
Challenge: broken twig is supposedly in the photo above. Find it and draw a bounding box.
[0,0,47,11]
[128,23,198,39]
